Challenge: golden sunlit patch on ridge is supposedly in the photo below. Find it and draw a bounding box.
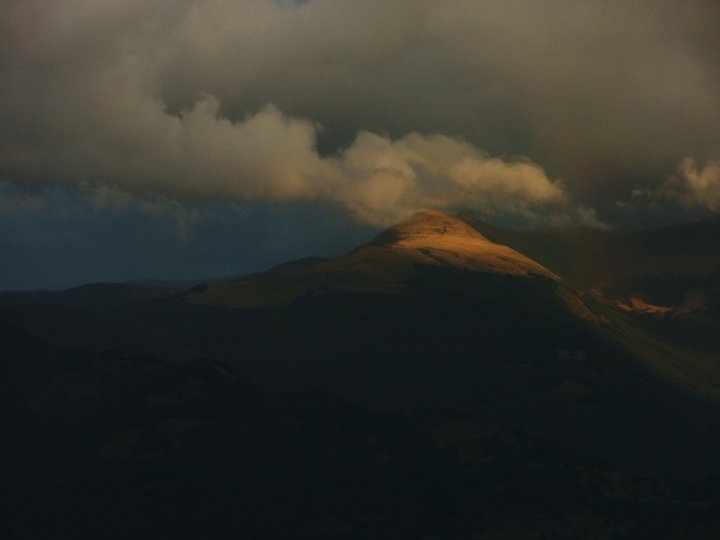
[187,211,561,308]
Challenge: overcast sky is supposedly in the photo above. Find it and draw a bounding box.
[1,0,719,289]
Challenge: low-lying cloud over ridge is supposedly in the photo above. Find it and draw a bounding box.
[2,0,718,226]
[1,87,580,225]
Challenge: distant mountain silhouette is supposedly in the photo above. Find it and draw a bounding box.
[0,282,183,310]
[127,257,328,290]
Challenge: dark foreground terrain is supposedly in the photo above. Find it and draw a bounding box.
[4,321,720,540]
[4,212,720,538]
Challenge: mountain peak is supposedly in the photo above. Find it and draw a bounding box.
[371,210,488,246]
[188,210,558,308]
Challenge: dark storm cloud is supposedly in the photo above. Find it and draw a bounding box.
[1,0,719,226]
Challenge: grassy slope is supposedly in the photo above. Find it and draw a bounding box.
[576,291,720,402]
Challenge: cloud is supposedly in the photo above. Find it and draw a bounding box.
[330,130,573,225]
[1,0,719,226]
[1,87,577,225]
[671,158,720,211]
[636,157,720,212]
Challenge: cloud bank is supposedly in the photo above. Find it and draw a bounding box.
[1,0,719,226]
[1,85,576,225]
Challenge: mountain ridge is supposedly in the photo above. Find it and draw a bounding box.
[187,211,559,308]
